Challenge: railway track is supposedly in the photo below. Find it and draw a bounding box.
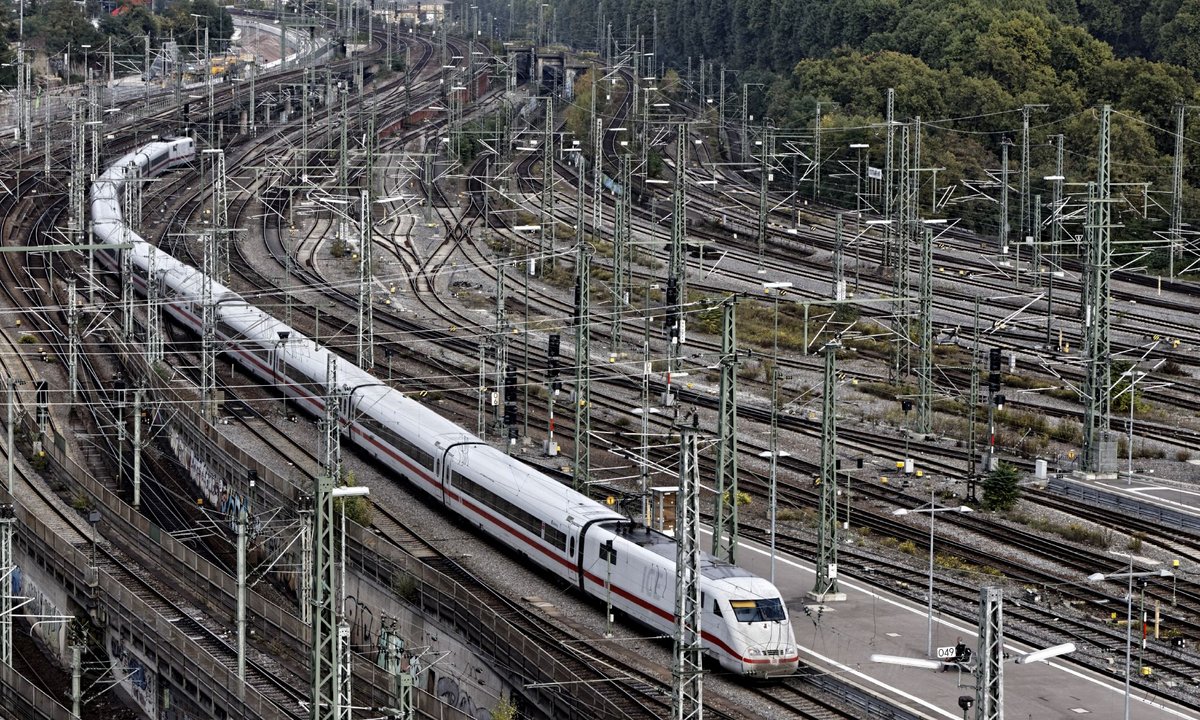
[8,12,1200,720]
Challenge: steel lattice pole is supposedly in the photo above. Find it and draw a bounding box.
[673,419,703,720]
[712,298,740,562]
[812,342,841,599]
[312,356,341,720]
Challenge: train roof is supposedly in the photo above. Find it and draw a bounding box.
[617,525,757,581]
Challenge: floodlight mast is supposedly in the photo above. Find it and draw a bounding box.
[892,489,972,657]
[1088,564,1173,720]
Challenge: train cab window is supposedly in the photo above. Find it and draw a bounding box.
[568,536,575,559]
[713,599,722,618]
[728,598,785,623]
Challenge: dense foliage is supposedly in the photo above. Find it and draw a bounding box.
[475,0,1200,270]
[9,0,232,78]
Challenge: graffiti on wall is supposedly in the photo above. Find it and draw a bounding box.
[168,428,250,528]
[345,594,381,650]
[10,566,68,655]
[436,673,492,720]
[167,426,300,595]
[107,633,157,718]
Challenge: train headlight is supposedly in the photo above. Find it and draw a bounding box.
[748,648,760,656]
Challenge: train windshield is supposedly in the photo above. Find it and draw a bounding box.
[728,598,786,623]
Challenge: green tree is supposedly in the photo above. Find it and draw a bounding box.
[159,0,234,52]
[1156,0,1200,69]
[28,0,105,62]
[562,68,594,154]
[981,462,1021,512]
[491,695,518,720]
[100,3,162,58]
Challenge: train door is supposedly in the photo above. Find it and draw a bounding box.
[272,334,288,379]
[340,390,353,435]
[703,590,727,652]
[436,452,449,505]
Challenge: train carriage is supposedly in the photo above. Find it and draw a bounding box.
[90,136,800,678]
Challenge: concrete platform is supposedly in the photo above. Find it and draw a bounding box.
[1051,473,1200,532]
[700,527,1196,720]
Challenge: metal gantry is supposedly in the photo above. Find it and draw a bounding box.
[673,418,703,720]
[667,124,688,374]
[201,229,218,421]
[1030,194,1043,286]
[712,298,740,563]
[833,213,846,300]
[132,389,143,509]
[811,342,842,601]
[146,249,164,365]
[882,88,895,267]
[70,101,87,252]
[755,123,771,270]
[540,97,555,268]
[611,152,632,354]
[1170,103,1186,278]
[967,296,981,498]
[312,356,341,720]
[211,149,230,283]
[494,251,510,439]
[1019,104,1048,251]
[1,378,16,668]
[572,238,592,492]
[356,191,374,370]
[1081,106,1114,474]
[890,122,911,383]
[999,139,1011,256]
[236,507,248,684]
[1047,134,1065,347]
[917,227,934,435]
[68,280,79,403]
[121,189,136,342]
[975,586,1005,720]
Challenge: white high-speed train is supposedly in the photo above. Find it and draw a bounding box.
[90,137,799,677]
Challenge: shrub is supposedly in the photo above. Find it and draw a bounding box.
[981,462,1020,511]
[491,696,518,720]
[776,507,810,522]
[391,572,418,602]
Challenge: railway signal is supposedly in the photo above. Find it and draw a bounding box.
[988,348,1002,393]
[504,365,518,403]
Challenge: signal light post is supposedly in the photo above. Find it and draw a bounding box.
[985,348,1005,473]
[503,364,518,453]
[545,333,560,457]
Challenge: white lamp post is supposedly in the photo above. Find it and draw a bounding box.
[1117,360,1165,484]
[1087,563,1172,720]
[1120,369,1146,483]
[893,488,972,658]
